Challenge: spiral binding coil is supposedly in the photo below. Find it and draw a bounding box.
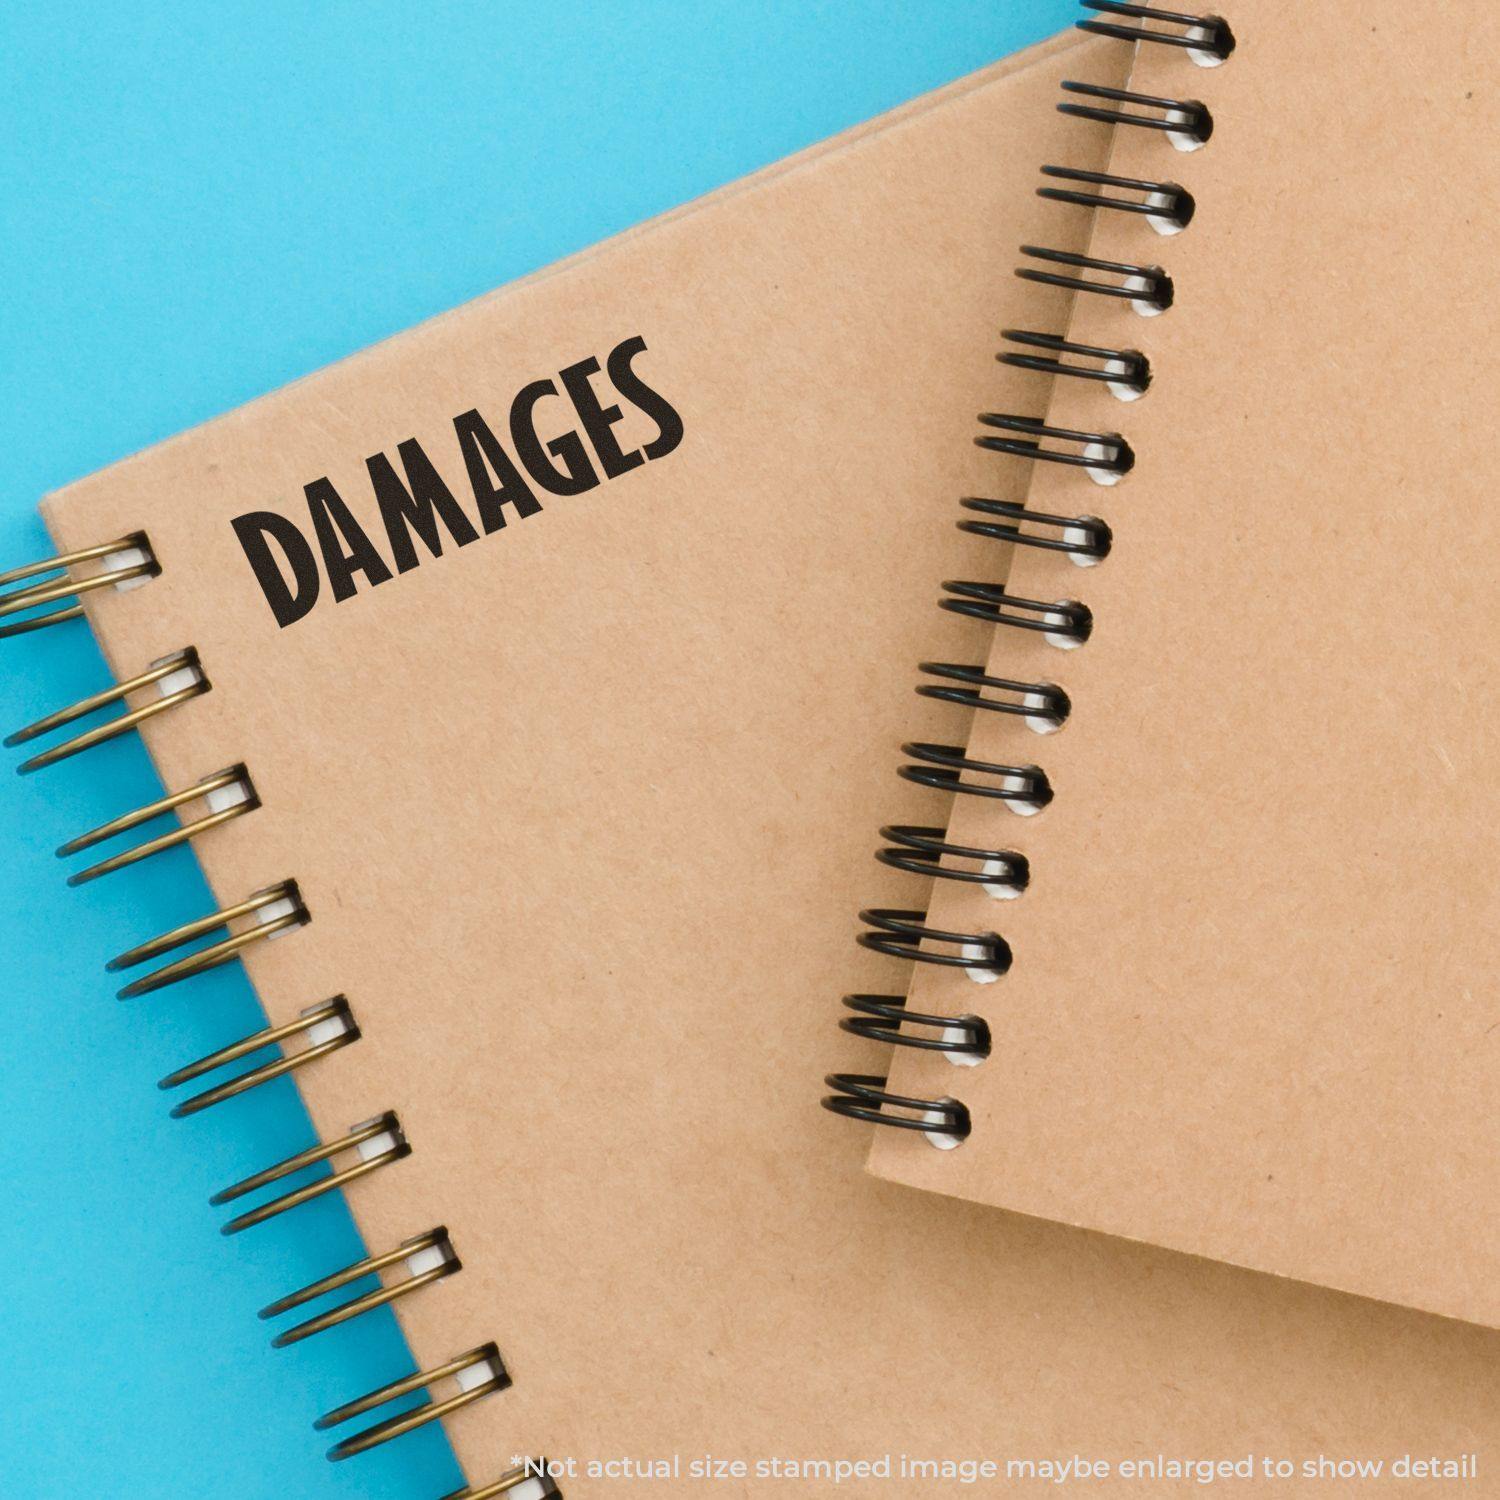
[260,1226,461,1347]
[975,412,1134,476]
[858,908,1012,974]
[940,582,1094,644]
[1017,244,1175,312]
[917,662,1071,728]
[0,534,158,638]
[957,497,1114,562]
[824,1,1232,1137]
[211,1111,412,1235]
[998,331,1150,397]
[159,995,360,1117]
[315,1343,512,1462]
[108,879,310,999]
[1057,80,1212,146]
[876,825,1030,892]
[59,764,260,885]
[3,565,539,1484]
[822,1073,973,1139]
[1078,1,1235,61]
[6,648,209,773]
[899,742,1054,808]
[1038,165,1195,231]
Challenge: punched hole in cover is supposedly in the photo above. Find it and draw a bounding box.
[151,651,206,697]
[1082,442,1127,487]
[206,773,256,816]
[490,1469,556,1500]
[511,1479,556,1500]
[1022,690,1064,737]
[302,1001,357,1047]
[253,883,305,941]
[403,1236,457,1280]
[942,1020,989,1068]
[960,942,1004,985]
[1166,106,1209,153]
[103,544,155,593]
[981,857,1025,900]
[1041,605,1088,653]
[1144,189,1190,237]
[1065,518,1109,566]
[1004,771,1050,820]
[923,1102,967,1152]
[1105,358,1147,403]
[453,1349,507,1394]
[1185,22,1232,68]
[353,1115,406,1163]
[1123,273,1169,318]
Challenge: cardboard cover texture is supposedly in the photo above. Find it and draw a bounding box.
[874,0,1500,1332]
[37,25,1498,1495]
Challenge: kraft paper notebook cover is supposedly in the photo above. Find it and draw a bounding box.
[4,21,1496,1499]
[860,0,1500,1334]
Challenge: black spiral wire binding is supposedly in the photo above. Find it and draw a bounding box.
[975,413,1134,476]
[998,331,1151,397]
[1017,244,1174,312]
[917,663,1071,728]
[1079,1,1235,61]
[876,825,1030,892]
[940,581,1094,644]
[899,742,1054,807]
[1038,165,1195,231]
[840,995,993,1055]
[825,1,1229,1139]
[1,546,546,1489]
[822,1073,975,1138]
[858,908,1012,973]
[957,497,1114,562]
[1057,81,1212,145]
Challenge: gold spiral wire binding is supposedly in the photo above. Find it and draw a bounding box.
[6,648,208,774]
[58,764,259,885]
[0,537,534,1479]
[0,534,158,639]
[442,1463,560,1498]
[259,1227,460,1347]
[316,1343,511,1462]
[211,1112,411,1235]
[107,879,308,999]
[158,996,358,1117]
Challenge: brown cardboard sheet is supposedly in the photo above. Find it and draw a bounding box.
[37,24,1498,1495]
[874,0,1500,1331]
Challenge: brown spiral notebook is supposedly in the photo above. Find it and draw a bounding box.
[859,0,1500,1335]
[3,19,1496,1498]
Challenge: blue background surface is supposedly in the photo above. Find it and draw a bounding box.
[0,4,1077,1494]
